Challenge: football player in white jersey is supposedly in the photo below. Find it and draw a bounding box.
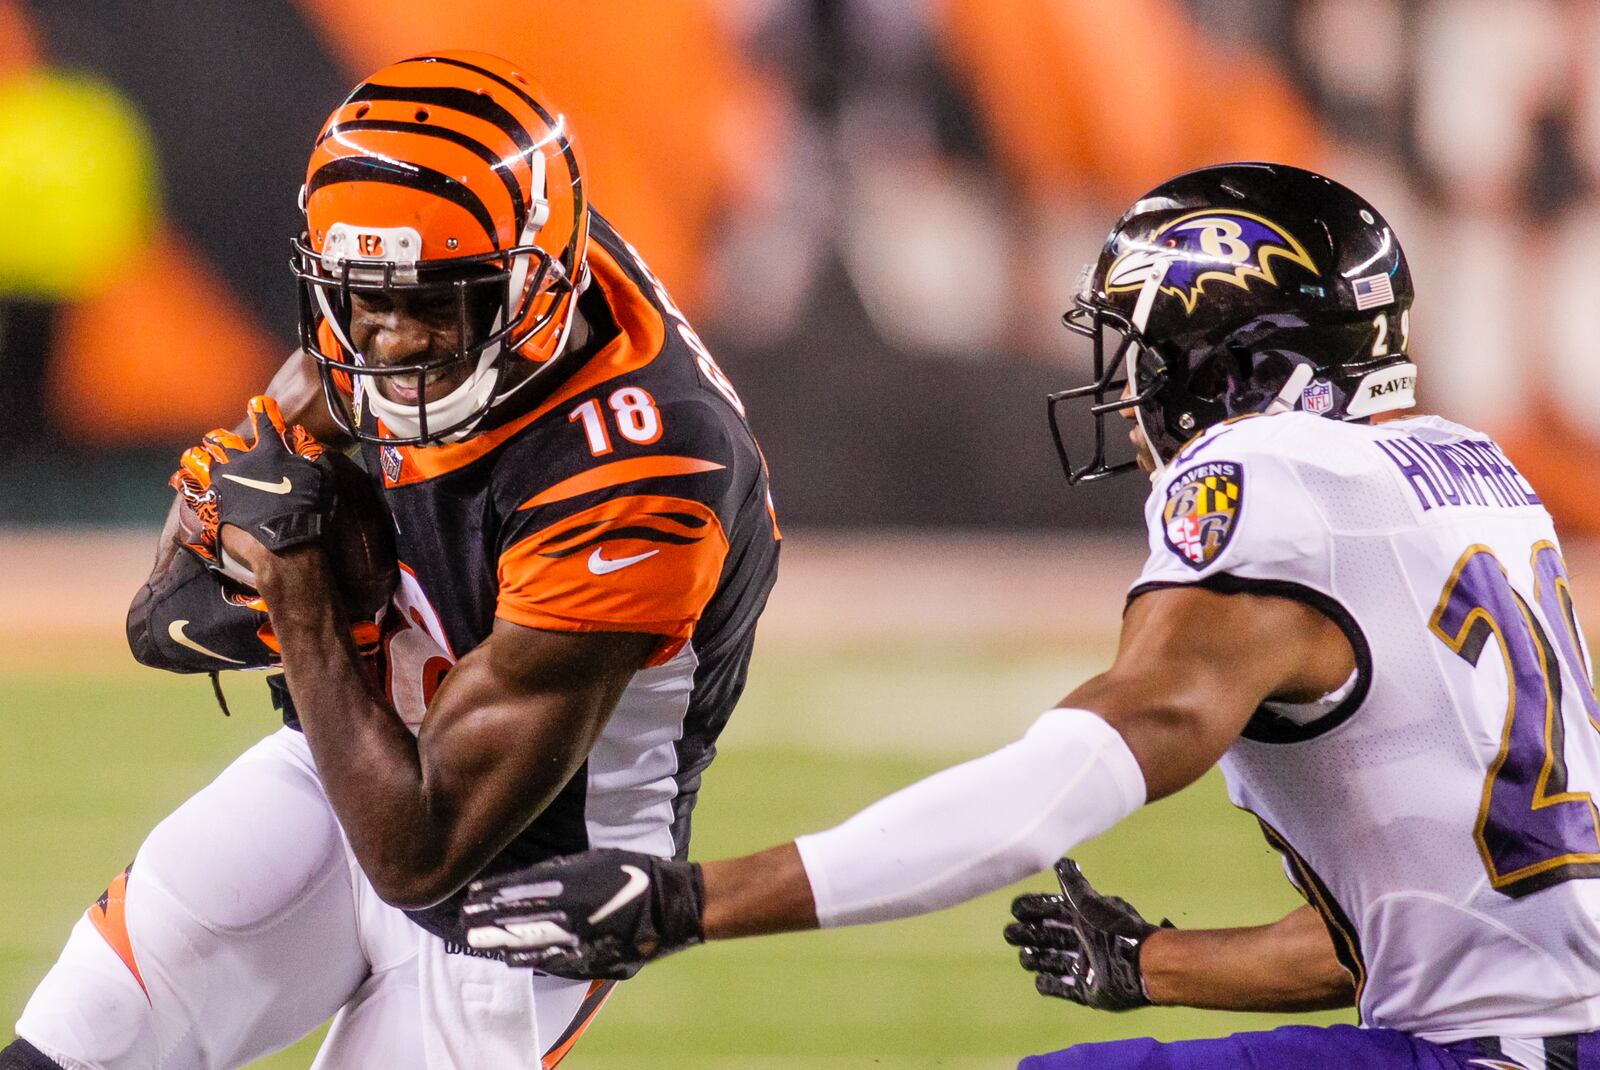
[462,163,1600,1070]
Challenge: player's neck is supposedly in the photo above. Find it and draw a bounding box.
[565,308,592,356]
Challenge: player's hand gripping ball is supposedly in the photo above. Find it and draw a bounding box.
[1004,858,1172,1011]
[172,395,397,620]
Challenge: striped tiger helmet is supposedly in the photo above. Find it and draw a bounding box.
[292,51,589,445]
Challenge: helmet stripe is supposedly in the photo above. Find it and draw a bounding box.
[401,55,585,263]
[346,82,538,160]
[318,120,527,237]
[307,154,500,248]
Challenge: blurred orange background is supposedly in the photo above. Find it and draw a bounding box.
[2,0,1596,531]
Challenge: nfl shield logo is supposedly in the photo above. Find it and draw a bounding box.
[381,445,403,484]
[1301,380,1334,415]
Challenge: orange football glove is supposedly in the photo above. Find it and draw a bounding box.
[170,396,333,572]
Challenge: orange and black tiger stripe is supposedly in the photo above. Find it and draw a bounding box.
[307,52,583,258]
[496,493,730,664]
[409,52,586,260]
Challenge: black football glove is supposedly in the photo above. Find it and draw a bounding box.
[171,395,335,567]
[1004,858,1172,1011]
[461,848,706,981]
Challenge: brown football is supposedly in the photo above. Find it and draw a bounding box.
[177,450,398,619]
[322,451,400,619]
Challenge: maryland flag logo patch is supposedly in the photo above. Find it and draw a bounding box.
[1162,461,1243,570]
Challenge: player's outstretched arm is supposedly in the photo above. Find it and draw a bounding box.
[462,583,1356,975]
[1005,859,1354,1014]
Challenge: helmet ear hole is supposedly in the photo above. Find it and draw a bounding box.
[1187,347,1236,403]
[1236,351,1296,412]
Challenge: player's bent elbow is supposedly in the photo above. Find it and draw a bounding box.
[126,578,194,673]
[126,582,164,668]
[363,851,481,911]
[374,887,444,912]
[367,869,459,912]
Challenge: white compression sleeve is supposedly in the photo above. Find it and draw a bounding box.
[793,708,1147,928]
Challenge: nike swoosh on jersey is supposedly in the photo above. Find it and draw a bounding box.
[587,548,660,575]
[220,473,294,494]
[588,864,650,924]
[168,620,244,664]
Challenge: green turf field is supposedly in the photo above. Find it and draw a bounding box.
[3,643,1348,1068]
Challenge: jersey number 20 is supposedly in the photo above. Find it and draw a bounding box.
[1431,542,1600,897]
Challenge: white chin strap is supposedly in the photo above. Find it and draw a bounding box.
[310,282,503,445]
[1266,363,1316,416]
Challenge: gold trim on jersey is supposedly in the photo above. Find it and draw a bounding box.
[1428,544,1600,895]
[1531,539,1600,734]
[1252,814,1366,1007]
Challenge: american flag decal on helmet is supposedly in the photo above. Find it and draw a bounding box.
[1351,272,1395,311]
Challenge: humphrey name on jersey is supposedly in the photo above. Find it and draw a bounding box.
[1374,433,1541,512]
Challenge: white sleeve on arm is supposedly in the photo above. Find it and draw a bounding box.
[793,707,1147,928]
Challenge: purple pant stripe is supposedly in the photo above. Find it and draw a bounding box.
[1018,1024,1564,1070]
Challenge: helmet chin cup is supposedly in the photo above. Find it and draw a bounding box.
[359,342,505,444]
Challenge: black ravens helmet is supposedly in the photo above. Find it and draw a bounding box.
[1050,162,1416,483]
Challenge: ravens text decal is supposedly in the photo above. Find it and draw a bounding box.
[1162,461,1243,570]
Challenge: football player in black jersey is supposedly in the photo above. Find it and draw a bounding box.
[6,51,778,1070]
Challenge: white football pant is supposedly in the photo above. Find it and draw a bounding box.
[14,728,612,1069]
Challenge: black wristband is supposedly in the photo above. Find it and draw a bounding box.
[654,860,707,952]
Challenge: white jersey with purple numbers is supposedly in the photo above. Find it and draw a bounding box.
[1131,411,1600,1043]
